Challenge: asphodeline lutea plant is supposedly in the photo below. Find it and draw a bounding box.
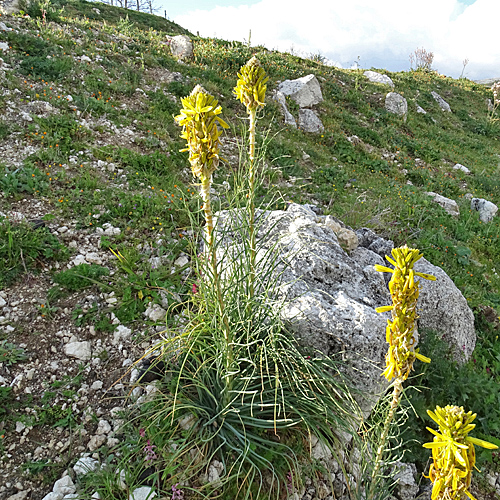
[175,84,228,247]
[233,57,268,301]
[175,85,232,383]
[368,246,436,497]
[423,405,498,500]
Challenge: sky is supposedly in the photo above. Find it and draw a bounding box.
[156,0,499,80]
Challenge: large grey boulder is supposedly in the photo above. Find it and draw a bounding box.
[385,92,407,118]
[471,197,498,223]
[214,205,475,415]
[298,108,324,133]
[393,463,419,500]
[415,258,476,362]
[431,91,452,112]
[166,35,193,60]
[364,70,394,88]
[277,74,323,108]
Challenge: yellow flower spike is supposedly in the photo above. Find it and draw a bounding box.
[234,56,268,111]
[423,405,498,500]
[175,84,228,181]
[374,245,436,381]
[175,85,229,247]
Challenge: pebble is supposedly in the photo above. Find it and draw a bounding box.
[128,486,157,500]
[53,476,75,496]
[64,341,92,361]
[73,456,98,476]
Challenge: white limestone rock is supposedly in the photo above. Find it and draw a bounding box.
[128,486,157,500]
[214,204,476,415]
[425,192,460,217]
[393,463,418,500]
[471,198,498,223]
[277,74,323,108]
[166,35,193,60]
[364,70,394,87]
[73,456,99,476]
[87,434,106,452]
[385,92,408,118]
[41,493,63,500]
[431,91,452,112]
[272,90,297,127]
[336,228,358,253]
[113,325,132,345]
[52,476,75,497]
[298,108,324,133]
[64,341,92,361]
[453,163,470,174]
[144,303,167,322]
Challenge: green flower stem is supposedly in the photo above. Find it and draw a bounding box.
[200,174,233,399]
[200,175,214,248]
[368,377,403,499]
[248,106,257,303]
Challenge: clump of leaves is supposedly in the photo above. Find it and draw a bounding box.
[0,340,28,366]
[52,263,110,292]
[0,220,68,288]
[0,164,49,196]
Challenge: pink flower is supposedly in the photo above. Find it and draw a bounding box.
[192,283,198,294]
[139,428,145,437]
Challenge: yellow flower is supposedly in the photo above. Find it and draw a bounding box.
[175,85,228,180]
[234,56,268,111]
[375,246,436,381]
[423,405,498,500]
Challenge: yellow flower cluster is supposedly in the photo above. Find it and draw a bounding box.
[174,84,228,179]
[423,405,498,500]
[375,246,436,381]
[233,56,268,112]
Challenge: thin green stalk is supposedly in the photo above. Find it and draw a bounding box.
[201,174,233,400]
[368,377,403,499]
[248,107,257,303]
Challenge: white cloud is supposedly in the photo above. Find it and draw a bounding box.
[175,0,500,79]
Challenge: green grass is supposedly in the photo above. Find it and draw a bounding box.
[0,220,68,288]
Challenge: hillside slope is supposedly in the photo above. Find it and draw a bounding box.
[0,1,499,499]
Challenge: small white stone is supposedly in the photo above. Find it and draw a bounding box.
[85,252,102,265]
[90,381,103,390]
[15,422,26,433]
[0,296,6,307]
[144,304,167,322]
[73,255,86,266]
[453,163,470,174]
[87,434,106,452]
[73,456,98,476]
[113,325,132,344]
[96,419,111,435]
[128,486,156,500]
[173,254,189,267]
[64,341,92,361]
[53,476,75,496]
